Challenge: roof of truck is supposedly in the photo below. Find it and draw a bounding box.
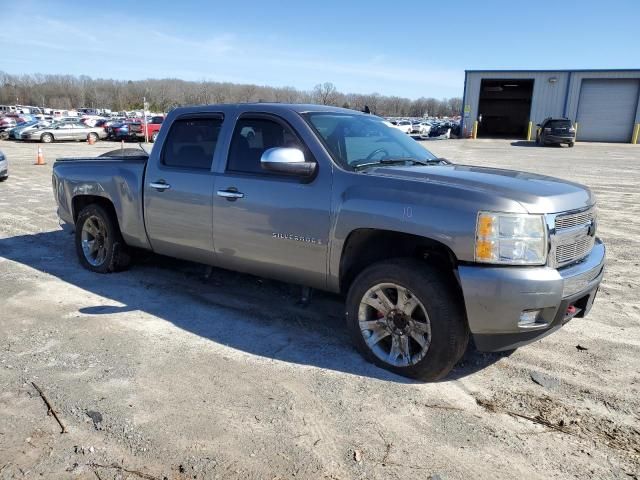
[169,103,369,116]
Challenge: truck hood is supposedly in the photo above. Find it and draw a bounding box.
[367,163,594,214]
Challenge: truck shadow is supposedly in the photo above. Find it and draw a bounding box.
[0,230,507,383]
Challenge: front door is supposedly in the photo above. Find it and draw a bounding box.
[212,114,332,289]
[143,115,223,264]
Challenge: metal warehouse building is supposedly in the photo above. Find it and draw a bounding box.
[461,69,640,143]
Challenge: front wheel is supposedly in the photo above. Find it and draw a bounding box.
[75,204,130,273]
[345,258,468,381]
[568,142,575,148]
[41,133,53,143]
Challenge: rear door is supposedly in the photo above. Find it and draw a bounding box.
[72,124,91,140]
[143,114,224,264]
[212,113,332,289]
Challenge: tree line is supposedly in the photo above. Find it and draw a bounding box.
[0,72,462,118]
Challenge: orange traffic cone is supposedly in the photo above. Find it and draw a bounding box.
[35,146,46,165]
[87,134,95,145]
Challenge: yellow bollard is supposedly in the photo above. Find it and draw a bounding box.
[526,121,532,141]
[472,121,478,139]
[574,122,579,142]
[632,123,640,144]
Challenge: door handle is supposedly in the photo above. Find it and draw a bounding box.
[149,181,171,191]
[216,189,244,200]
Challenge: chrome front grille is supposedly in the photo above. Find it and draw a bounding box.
[556,235,595,265]
[550,207,597,268]
[555,209,595,230]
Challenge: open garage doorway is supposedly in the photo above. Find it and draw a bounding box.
[477,79,534,138]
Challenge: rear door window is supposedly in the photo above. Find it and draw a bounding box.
[162,117,223,170]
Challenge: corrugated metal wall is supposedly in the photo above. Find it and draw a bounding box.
[462,70,640,141]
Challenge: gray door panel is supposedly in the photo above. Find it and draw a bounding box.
[143,116,223,265]
[212,113,332,289]
[212,174,331,289]
[143,169,215,264]
[577,79,640,142]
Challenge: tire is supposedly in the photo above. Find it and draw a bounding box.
[75,204,131,273]
[568,142,574,148]
[88,132,99,143]
[41,133,53,143]
[345,258,468,381]
[151,131,159,143]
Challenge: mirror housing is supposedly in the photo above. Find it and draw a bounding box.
[261,147,316,177]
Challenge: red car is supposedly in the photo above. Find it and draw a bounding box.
[128,116,164,142]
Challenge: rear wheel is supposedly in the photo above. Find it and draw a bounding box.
[345,258,468,381]
[41,133,53,143]
[75,204,130,273]
[88,132,99,143]
[568,142,575,147]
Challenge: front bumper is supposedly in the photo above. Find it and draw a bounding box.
[458,239,605,351]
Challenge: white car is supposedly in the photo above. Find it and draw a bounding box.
[389,120,412,134]
[417,122,432,135]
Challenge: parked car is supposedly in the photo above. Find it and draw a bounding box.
[536,118,576,147]
[128,115,165,142]
[0,150,7,181]
[52,103,605,381]
[415,122,432,135]
[390,119,412,134]
[21,121,107,143]
[0,117,18,139]
[107,120,133,140]
[9,120,52,139]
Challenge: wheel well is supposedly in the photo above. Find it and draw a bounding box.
[339,229,460,294]
[72,195,118,224]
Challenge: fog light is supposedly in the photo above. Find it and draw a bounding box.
[518,309,546,328]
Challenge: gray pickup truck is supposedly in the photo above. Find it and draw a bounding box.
[52,104,605,380]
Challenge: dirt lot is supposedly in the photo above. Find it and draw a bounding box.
[0,138,638,480]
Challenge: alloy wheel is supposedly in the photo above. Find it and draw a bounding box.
[358,283,431,367]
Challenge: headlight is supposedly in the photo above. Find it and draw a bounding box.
[475,212,547,265]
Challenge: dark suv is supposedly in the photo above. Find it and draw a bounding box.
[536,118,576,147]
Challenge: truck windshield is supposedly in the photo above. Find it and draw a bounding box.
[303,112,437,170]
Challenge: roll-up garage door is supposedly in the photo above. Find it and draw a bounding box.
[576,79,640,142]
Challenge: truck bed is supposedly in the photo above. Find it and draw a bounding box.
[52,153,151,249]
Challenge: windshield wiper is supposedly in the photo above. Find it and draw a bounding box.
[353,158,445,170]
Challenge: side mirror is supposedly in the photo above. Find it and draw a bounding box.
[536,124,541,127]
[261,147,316,177]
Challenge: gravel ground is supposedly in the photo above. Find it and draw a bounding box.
[0,138,638,480]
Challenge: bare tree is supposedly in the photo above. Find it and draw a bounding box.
[0,71,461,117]
[313,82,338,105]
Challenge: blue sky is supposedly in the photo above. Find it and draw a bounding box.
[1,0,637,99]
